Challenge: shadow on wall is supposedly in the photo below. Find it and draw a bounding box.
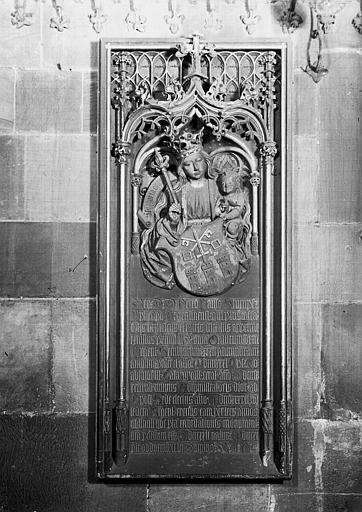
[88,40,99,485]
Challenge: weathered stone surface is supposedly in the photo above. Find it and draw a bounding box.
[0,414,146,512]
[293,136,319,224]
[275,420,316,493]
[271,493,319,512]
[0,135,24,220]
[51,222,96,298]
[317,52,362,223]
[0,222,96,297]
[16,70,82,133]
[24,135,97,222]
[0,301,51,412]
[318,132,362,223]
[325,3,362,50]
[321,420,362,494]
[149,484,269,512]
[0,5,41,68]
[294,223,362,302]
[0,222,53,297]
[321,303,362,419]
[292,72,318,137]
[293,304,322,418]
[0,68,15,131]
[291,5,314,69]
[323,494,362,512]
[83,72,98,134]
[52,300,95,413]
[42,3,99,70]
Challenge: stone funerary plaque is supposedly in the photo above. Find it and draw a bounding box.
[97,37,291,479]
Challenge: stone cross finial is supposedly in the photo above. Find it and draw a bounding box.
[176,34,215,80]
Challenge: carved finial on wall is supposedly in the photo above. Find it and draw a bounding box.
[11,0,33,28]
[50,0,70,31]
[204,0,223,31]
[303,1,347,82]
[125,0,147,32]
[165,0,185,34]
[312,0,346,34]
[352,0,362,34]
[302,6,328,83]
[352,11,362,33]
[271,0,303,33]
[89,0,107,33]
[241,0,261,34]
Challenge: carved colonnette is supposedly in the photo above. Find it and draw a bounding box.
[98,37,290,479]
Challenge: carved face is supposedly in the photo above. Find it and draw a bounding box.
[218,171,239,195]
[182,152,207,180]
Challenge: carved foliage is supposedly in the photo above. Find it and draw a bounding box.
[110,46,281,108]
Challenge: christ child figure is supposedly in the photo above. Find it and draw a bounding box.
[215,168,246,241]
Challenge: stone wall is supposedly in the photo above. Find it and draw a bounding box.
[0,1,361,511]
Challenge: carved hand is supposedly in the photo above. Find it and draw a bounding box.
[167,203,182,228]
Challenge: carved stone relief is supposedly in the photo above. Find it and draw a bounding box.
[99,36,289,479]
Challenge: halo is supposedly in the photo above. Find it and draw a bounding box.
[210,150,249,180]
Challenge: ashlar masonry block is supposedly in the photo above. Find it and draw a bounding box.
[52,299,95,413]
[16,70,82,133]
[24,134,97,222]
[0,135,24,220]
[0,300,51,412]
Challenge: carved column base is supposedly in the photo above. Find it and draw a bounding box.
[276,401,287,473]
[115,400,129,464]
[101,402,113,473]
[260,400,273,467]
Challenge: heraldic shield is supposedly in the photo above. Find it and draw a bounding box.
[174,218,239,296]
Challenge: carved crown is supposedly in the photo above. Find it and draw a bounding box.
[172,128,204,158]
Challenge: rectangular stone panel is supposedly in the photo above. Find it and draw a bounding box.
[294,223,362,302]
[321,420,362,494]
[51,222,96,298]
[0,222,96,298]
[318,133,362,223]
[317,52,361,223]
[98,41,290,480]
[292,136,319,224]
[0,222,53,297]
[0,68,15,131]
[16,70,82,133]
[52,299,95,413]
[0,414,147,512]
[0,300,51,412]
[293,304,322,419]
[149,485,270,512]
[24,134,97,222]
[292,72,318,138]
[82,72,98,134]
[0,135,25,220]
[321,303,362,418]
